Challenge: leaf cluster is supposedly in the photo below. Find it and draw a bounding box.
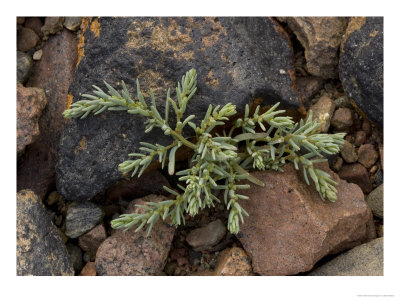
[63,69,345,235]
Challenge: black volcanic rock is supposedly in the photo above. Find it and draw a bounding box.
[56,17,301,201]
[339,17,383,127]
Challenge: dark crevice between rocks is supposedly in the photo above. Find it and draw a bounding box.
[273,18,307,77]
[296,252,343,276]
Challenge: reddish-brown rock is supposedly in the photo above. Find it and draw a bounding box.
[355,130,367,146]
[338,163,372,193]
[17,83,47,156]
[236,163,375,276]
[331,107,353,131]
[278,17,348,79]
[308,95,336,132]
[78,224,107,260]
[95,195,175,275]
[358,144,378,169]
[80,262,96,276]
[379,145,383,170]
[17,30,78,199]
[213,247,254,276]
[17,27,40,52]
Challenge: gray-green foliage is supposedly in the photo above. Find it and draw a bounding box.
[63,69,345,235]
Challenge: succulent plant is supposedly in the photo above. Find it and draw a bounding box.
[63,69,345,235]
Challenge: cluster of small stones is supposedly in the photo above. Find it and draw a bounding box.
[302,80,383,241]
[17,17,82,83]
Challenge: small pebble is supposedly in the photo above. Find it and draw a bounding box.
[358,144,378,168]
[340,140,358,163]
[33,49,43,60]
[355,130,367,146]
[331,107,353,131]
[370,165,378,174]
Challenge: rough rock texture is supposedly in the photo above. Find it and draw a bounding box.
[56,17,301,201]
[334,95,353,109]
[41,17,64,36]
[65,202,105,238]
[339,17,383,128]
[64,17,82,31]
[24,17,43,37]
[17,27,40,51]
[366,184,383,218]
[66,243,84,273]
[186,219,226,251]
[308,95,336,132]
[95,195,175,275]
[80,262,96,276]
[17,83,47,156]
[331,107,353,131]
[17,190,74,275]
[340,140,358,163]
[295,76,324,106]
[236,163,376,276]
[78,224,107,260]
[309,238,383,276]
[338,163,372,193]
[17,51,33,83]
[213,247,254,276]
[358,143,378,168]
[17,29,78,199]
[106,170,171,202]
[355,130,367,146]
[279,17,348,79]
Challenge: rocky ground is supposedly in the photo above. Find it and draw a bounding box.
[17,17,383,276]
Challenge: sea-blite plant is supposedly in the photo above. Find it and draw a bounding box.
[63,69,345,235]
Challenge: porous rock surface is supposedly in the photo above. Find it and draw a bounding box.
[17,190,74,276]
[17,83,47,156]
[95,195,175,275]
[56,17,302,201]
[213,246,254,276]
[236,163,376,276]
[309,237,383,276]
[339,17,383,127]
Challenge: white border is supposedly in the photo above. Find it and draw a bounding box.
[2,1,399,299]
